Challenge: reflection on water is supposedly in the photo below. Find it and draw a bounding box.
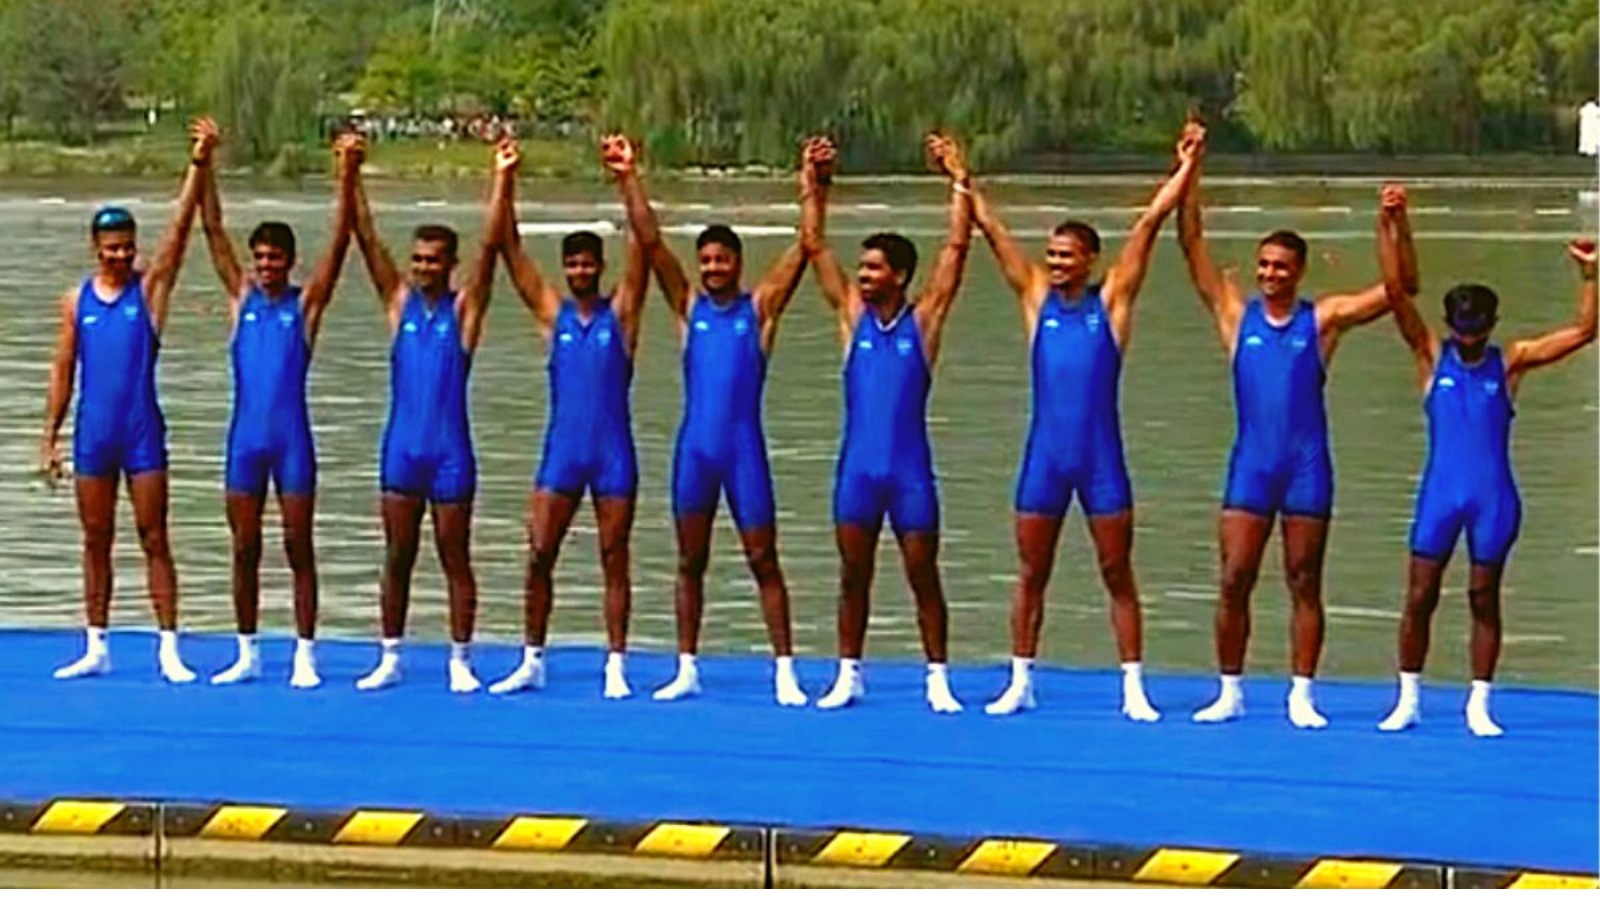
[0,176,1593,686]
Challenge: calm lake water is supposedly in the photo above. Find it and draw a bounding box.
[0,173,1593,687]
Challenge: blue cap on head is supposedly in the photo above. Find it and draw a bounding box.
[91,206,136,235]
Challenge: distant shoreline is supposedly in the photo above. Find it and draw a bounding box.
[1,137,1595,182]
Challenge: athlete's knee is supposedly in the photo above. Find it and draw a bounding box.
[1017,549,1053,595]
[231,530,263,569]
[905,559,944,607]
[81,519,114,557]
[1404,577,1441,615]
[136,522,172,560]
[745,540,782,585]
[1098,551,1136,600]
[1219,562,1258,609]
[383,536,419,574]
[677,545,709,581]
[599,536,630,579]
[1284,558,1323,606]
[1467,582,1501,623]
[527,531,560,577]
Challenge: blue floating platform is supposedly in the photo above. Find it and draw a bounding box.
[0,629,1592,873]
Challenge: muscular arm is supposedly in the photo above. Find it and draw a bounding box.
[1377,211,1436,388]
[197,161,245,312]
[349,167,405,323]
[142,160,205,335]
[1507,260,1598,384]
[457,166,510,354]
[1176,176,1245,348]
[499,177,561,337]
[616,169,690,324]
[300,161,356,346]
[800,175,861,344]
[40,289,78,473]
[613,228,650,353]
[912,181,974,365]
[1103,151,1200,344]
[970,185,1046,328]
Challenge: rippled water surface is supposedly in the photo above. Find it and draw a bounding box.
[0,174,1593,686]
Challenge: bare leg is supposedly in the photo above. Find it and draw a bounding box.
[357,493,425,691]
[653,512,714,701]
[279,492,318,640]
[1281,514,1331,729]
[738,525,794,657]
[1465,563,1505,736]
[816,523,879,710]
[129,471,192,682]
[1088,510,1159,721]
[225,491,265,636]
[56,476,118,678]
[1193,509,1273,722]
[1380,554,1448,732]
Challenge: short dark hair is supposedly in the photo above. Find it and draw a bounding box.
[696,224,742,257]
[413,224,459,259]
[1050,220,1101,254]
[248,221,297,262]
[1259,229,1308,265]
[862,231,919,287]
[562,230,605,262]
[1443,283,1499,336]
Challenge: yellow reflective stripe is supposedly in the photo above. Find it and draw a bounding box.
[1297,860,1403,888]
[331,811,424,845]
[813,831,912,867]
[199,806,288,840]
[957,839,1057,876]
[1132,848,1240,884]
[491,817,588,851]
[635,823,730,858]
[31,801,125,834]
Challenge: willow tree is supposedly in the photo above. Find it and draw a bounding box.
[200,5,321,164]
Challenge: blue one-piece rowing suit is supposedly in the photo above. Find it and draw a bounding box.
[380,288,475,503]
[73,276,166,477]
[833,304,940,535]
[1223,296,1333,518]
[1014,286,1131,517]
[535,296,637,499]
[671,292,774,530]
[226,283,315,496]
[1409,341,1521,566]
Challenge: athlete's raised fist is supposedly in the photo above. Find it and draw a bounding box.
[600,134,636,176]
[802,135,836,187]
[1380,184,1409,217]
[1566,237,1597,272]
[189,117,219,164]
[495,138,521,175]
[925,132,967,183]
[334,132,365,173]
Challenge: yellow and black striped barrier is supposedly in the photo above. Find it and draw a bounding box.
[0,799,154,837]
[7,798,1595,888]
[159,803,764,861]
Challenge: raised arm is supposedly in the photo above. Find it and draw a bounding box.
[1175,123,1245,347]
[1314,189,1402,344]
[300,133,360,346]
[1102,126,1203,344]
[751,143,820,349]
[607,135,691,324]
[348,142,404,319]
[1375,184,1436,388]
[457,140,513,354]
[195,118,245,309]
[1506,239,1598,387]
[912,133,974,365]
[39,288,78,480]
[496,142,561,337]
[970,182,1045,327]
[142,118,212,335]
[798,136,861,344]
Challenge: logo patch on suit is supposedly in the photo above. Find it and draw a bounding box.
[278,310,296,326]
[434,320,450,335]
[1290,336,1308,350]
[123,304,138,319]
[403,321,419,333]
[857,339,874,350]
[1485,380,1501,395]
[1244,334,1264,347]
[83,314,100,325]
[733,317,750,335]
[558,331,575,345]
[244,311,259,323]
[895,336,913,355]
[597,328,612,346]
[1044,317,1060,330]
[1437,375,1456,388]
[1085,312,1102,330]
[694,320,710,333]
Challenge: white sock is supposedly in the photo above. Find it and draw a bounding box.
[817,658,864,709]
[296,638,315,657]
[381,637,401,655]
[652,653,700,701]
[839,658,861,681]
[774,655,806,706]
[524,645,545,667]
[1193,673,1245,722]
[925,662,962,713]
[1398,671,1420,701]
[1288,675,1328,729]
[1467,679,1502,737]
[1011,657,1034,682]
[450,641,470,663]
[159,630,180,656]
[87,626,109,656]
[606,650,624,671]
[237,633,258,657]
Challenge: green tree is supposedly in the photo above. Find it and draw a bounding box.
[200,3,322,164]
[12,0,132,144]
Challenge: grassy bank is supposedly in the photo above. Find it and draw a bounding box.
[0,135,1594,181]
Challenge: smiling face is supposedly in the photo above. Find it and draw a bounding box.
[251,242,293,292]
[93,229,137,281]
[1254,241,1304,302]
[563,249,602,299]
[697,241,741,296]
[409,238,455,293]
[856,247,907,304]
[1044,232,1096,289]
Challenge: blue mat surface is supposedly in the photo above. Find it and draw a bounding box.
[0,629,1592,872]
